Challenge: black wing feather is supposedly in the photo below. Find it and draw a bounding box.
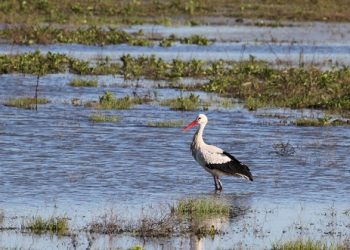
[207,151,253,181]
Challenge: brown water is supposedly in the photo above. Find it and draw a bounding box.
[0,23,350,249]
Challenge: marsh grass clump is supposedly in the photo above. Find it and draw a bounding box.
[271,239,348,250]
[89,113,121,123]
[294,116,350,126]
[180,35,210,46]
[0,51,120,75]
[88,212,123,234]
[161,93,203,111]
[173,197,231,218]
[98,91,146,109]
[0,26,151,46]
[85,91,148,110]
[0,50,70,75]
[128,246,144,250]
[133,214,179,237]
[120,55,206,80]
[24,216,69,235]
[147,120,184,128]
[4,97,49,109]
[69,79,98,87]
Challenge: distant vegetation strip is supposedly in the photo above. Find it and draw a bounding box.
[0,26,210,46]
[1,51,350,112]
[4,97,49,109]
[0,0,350,25]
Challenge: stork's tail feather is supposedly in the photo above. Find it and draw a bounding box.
[235,163,253,181]
[222,151,253,181]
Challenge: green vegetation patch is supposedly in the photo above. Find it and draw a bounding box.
[0,26,212,47]
[128,246,144,250]
[160,93,204,111]
[202,59,350,112]
[272,239,348,250]
[69,79,98,87]
[89,113,121,123]
[180,35,211,46]
[147,119,184,128]
[0,51,120,75]
[121,55,206,80]
[294,117,350,126]
[0,26,151,46]
[85,91,148,110]
[4,97,49,109]
[173,197,231,218]
[23,216,69,235]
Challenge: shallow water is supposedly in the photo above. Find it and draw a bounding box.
[0,72,350,249]
[1,23,350,65]
[1,23,350,249]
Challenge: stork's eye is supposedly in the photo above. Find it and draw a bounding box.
[198,117,201,120]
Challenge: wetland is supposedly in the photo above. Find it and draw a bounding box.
[0,1,350,249]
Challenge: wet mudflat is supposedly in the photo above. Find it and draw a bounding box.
[0,24,350,249]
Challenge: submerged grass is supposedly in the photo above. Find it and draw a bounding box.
[89,113,121,123]
[4,97,49,109]
[272,239,348,250]
[24,216,69,235]
[147,120,184,128]
[69,79,98,87]
[294,116,350,126]
[179,35,211,46]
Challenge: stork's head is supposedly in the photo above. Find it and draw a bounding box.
[183,114,208,132]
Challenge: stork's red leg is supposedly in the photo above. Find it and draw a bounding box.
[213,176,222,191]
[217,177,223,191]
[213,176,219,190]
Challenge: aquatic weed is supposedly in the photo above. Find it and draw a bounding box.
[180,34,210,45]
[89,113,121,123]
[4,97,49,109]
[88,211,123,234]
[23,216,69,235]
[172,197,231,218]
[85,91,147,110]
[147,120,184,128]
[271,239,348,250]
[160,93,202,111]
[69,79,98,87]
[0,26,152,46]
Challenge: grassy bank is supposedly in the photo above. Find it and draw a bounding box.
[1,0,350,26]
[0,26,211,46]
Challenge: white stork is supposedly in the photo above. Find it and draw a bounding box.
[183,114,253,191]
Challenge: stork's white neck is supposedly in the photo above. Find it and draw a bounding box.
[193,123,206,146]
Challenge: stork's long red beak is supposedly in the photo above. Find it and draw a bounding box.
[183,120,198,132]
